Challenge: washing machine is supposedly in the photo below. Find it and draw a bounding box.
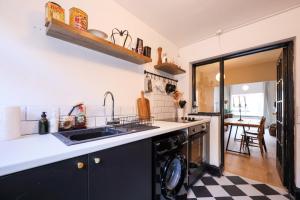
[152,130,188,200]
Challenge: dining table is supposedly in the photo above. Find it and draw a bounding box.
[224,118,260,155]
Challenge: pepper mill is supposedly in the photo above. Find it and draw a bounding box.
[157,47,162,65]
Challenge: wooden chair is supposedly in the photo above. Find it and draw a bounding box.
[240,117,267,156]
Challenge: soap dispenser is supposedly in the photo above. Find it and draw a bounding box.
[39,112,49,134]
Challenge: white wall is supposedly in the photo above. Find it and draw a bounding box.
[209,116,221,167]
[0,0,178,109]
[179,7,300,187]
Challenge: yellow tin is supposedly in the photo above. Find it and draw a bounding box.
[45,1,65,26]
[69,7,88,31]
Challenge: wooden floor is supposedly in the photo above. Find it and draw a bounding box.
[224,126,283,188]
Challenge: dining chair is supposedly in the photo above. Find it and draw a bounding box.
[240,117,267,156]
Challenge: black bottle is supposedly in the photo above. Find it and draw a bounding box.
[39,112,49,134]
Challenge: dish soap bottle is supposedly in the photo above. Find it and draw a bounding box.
[39,112,49,134]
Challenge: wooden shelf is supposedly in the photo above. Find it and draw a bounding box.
[46,19,152,65]
[154,63,186,75]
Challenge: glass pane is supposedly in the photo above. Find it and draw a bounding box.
[165,158,182,190]
[195,62,220,112]
[224,48,280,119]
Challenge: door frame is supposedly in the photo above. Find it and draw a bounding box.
[192,41,295,194]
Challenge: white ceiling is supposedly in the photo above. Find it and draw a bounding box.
[114,0,300,47]
[197,48,282,73]
[225,48,282,69]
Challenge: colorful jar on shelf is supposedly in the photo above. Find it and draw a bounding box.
[45,1,65,26]
[69,7,88,31]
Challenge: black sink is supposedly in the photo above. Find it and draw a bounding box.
[52,127,126,146]
[69,130,116,141]
[53,125,160,146]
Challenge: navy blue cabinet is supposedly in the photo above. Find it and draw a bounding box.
[89,139,152,200]
[0,139,152,200]
[0,155,88,200]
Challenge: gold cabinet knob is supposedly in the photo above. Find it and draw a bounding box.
[94,157,101,164]
[77,162,85,169]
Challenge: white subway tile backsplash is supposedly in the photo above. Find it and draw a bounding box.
[150,100,159,107]
[86,105,105,117]
[20,106,26,121]
[169,107,176,113]
[104,105,122,117]
[145,89,177,120]
[150,101,155,108]
[171,112,177,118]
[115,106,122,116]
[153,107,161,114]
[59,105,73,116]
[155,113,163,120]
[18,88,176,135]
[162,102,167,107]
[164,113,172,119]
[164,101,170,107]
[144,93,151,98]
[133,106,137,116]
[96,117,106,127]
[150,106,154,114]
[21,121,38,135]
[26,106,59,121]
[161,107,169,113]
[86,117,96,128]
[121,106,135,116]
[153,95,160,101]
[163,113,170,119]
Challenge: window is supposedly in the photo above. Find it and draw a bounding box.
[231,93,264,117]
[194,62,220,113]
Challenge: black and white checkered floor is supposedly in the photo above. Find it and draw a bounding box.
[188,172,289,200]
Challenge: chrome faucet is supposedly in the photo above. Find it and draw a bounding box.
[103,91,119,125]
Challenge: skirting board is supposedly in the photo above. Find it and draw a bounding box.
[295,187,300,200]
[204,163,223,177]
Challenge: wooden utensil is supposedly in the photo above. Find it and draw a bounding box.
[157,47,162,65]
[137,91,151,120]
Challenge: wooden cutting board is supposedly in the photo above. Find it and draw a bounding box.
[137,91,151,120]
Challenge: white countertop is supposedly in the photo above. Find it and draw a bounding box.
[0,119,209,176]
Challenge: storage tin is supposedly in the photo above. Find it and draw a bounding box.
[45,1,65,26]
[69,7,88,31]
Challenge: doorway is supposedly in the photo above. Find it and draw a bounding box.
[192,41,295,195]
[223,48,282,187]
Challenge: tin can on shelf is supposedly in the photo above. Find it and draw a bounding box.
[69,7,88,31]
[45,1,65,26]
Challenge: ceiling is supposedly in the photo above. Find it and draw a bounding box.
[225,48,282,70]
[197,48,282,73]
[114,0,300,47]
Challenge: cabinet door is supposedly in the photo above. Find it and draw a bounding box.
[0,155,88,200]
[89,139,152,200]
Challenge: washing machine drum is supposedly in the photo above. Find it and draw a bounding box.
[161,154,187,199]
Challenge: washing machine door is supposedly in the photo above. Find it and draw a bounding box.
[161,153,187,199]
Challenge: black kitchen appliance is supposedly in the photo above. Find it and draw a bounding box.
[188,123,210,186]
[152,131,188,200]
